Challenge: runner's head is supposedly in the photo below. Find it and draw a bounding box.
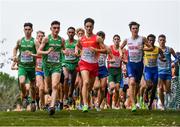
[67,27,75,40]
[76,28,85,38]
[97,31,105,40]
[129,21,140,36]
[84,18,94,35]
[36,31,45,43]
[147,34,156,46]
[113,34,120,47]
[24,22,33,37]
[158,34,166,48]
[50,20,60,36]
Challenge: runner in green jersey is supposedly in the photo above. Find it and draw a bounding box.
[13,22,36,112]
[38,21,65,115]
[62,27,79,107]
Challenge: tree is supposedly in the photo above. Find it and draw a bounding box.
[0,72,19,111]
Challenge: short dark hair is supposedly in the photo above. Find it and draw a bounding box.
[147,34,156,40]
[113,34,120,39]
[24,22,33,28]
[97,31,105,39]
[51,20,60,26]
[67,27,75,31]
[158,34,166,39]
[84,18,95,25]
[36,30,45,36]
[129,21,140,29]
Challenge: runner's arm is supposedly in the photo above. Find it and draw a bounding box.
[121,49,128,64]
[143,37,153,51]
[12,39,21,62]
[37,37,53,55]
[120,39,127,49]
[11,61,18,70]
[27,41,39,57]
[170,48,178,63]
[91,36,107,53]
[143,46,153,51]
[106,46,115,63]
[158,48,166,62]
[75,39,82,56]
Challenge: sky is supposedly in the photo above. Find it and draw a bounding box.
[0,0,180,77]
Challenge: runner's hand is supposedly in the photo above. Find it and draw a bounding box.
[47,47,54,54]
[12,56,18,62]
[25,51,32,56]
[89,47,97,53]
[63,50,69,56]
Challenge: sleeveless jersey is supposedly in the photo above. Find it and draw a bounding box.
[158,46,172,74]
[98,53,107,67]
[144,46,159,67]
[107,45,121,68]
[18,37,36,68]
[43,34,63,67]
[80,35,99,63]
[127,36,143,63]
[36,55,43,72]
[62,39,79,63]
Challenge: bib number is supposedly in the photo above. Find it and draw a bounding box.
[21,51,33,63]
[47,51,60,63]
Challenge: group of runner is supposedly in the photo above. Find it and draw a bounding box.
[12,18,180,115]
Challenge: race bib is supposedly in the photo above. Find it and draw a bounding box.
[47,51,60,63]
[147,58,157,67]
[98,54,106,67]
[159,61,168,68]
[36,58,42,69]
[129,51,142,62]
[81,48,97,63]
[21,51,33,63]
[109,56,120,67]
[65,48,76,60]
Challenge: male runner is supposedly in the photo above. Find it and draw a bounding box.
[13,22,37,112]
[121,21,152,112]
[38,21,65,115]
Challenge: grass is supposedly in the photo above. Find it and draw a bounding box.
[0,109,179,126]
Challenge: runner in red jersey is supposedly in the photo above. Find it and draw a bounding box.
[107,35,122,109]
[75,18,107,112]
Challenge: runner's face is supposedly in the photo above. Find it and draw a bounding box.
[130,25,139,36]
[158,37,166,47]
[77,31,84,38]
[24,26,32,37]
[51,24,60,36]
[113,36,120,46]
[67,29,75,40]
[36,33,44,43]
[84,22,94,35]
[148,37,155,46]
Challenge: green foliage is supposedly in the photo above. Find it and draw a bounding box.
[0,72,19,111]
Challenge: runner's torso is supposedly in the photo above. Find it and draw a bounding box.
[158,46,171,74]
[62,39,78,63]
[19,37,36,68]
[43,34,63,66]
[98,53,107,67]
[127,36,143,63]
[36,55,43,71]
[108,45,121,68]
[80,35,99,63]
[144,46,159,67]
